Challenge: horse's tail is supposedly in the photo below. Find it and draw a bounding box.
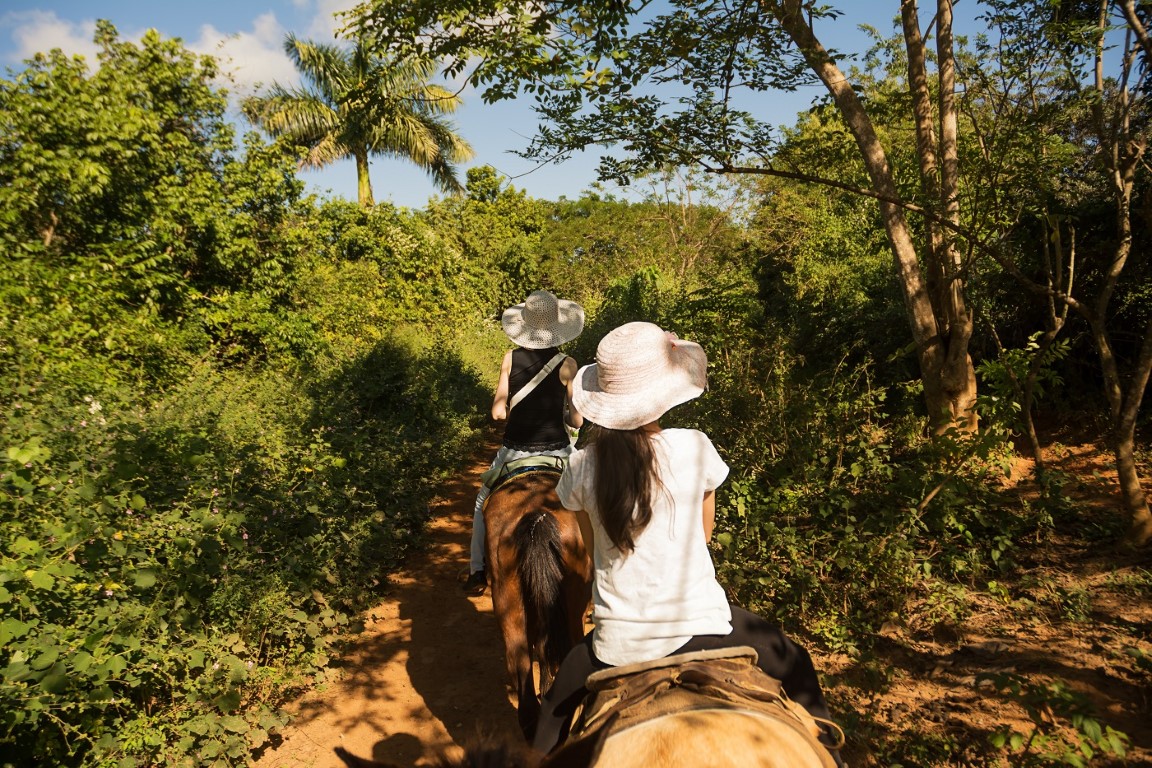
[513,509,567,671]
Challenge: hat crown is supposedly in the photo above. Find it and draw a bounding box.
[522,290,560,328]
[595,323,675,395]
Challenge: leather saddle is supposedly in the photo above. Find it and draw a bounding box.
[568,647,843,767]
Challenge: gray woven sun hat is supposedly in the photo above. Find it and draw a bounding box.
[572,321,707,430]
[501,290,585,349]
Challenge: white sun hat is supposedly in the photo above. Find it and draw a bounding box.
[501,290,586,349]
[572,321,707,430]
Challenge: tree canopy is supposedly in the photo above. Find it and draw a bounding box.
[244,33,474,206]
[348,0,1152,543]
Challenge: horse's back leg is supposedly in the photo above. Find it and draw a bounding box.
[492,536,539,739]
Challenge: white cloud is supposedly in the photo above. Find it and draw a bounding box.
[1,10,100,64]
[304,0,360,41]
[189,13,298,97]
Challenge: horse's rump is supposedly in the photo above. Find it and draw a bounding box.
[483,469,591,737]
[513,509,568,672]
[550,649,839,768]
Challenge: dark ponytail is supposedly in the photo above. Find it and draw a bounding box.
[588,424,662,554]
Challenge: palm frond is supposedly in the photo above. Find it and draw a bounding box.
[251,92,341,146]
[302,134,350,169]
[283,33,351,103]
[368,111,474,193]
[367,112,443,165]
[247,32,472,201]
[415,84,465,116]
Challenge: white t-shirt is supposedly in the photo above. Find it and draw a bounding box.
[556,428,732,666]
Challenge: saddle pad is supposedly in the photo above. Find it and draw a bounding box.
[571,654,840,768]
[586,646,759,691]
[481,455,565,493]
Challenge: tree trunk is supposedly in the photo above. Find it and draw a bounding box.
[355,148,375,207]
[901,0,945,295]
[1116,315,1152,546]
[934,0,978,432]
[775,0,975,433]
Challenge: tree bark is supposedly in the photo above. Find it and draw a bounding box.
[934,0,978,431]
[1116,315,1152,546]
[1092,0,1151,546]
[355,147,375,207]
[774,0,974,433]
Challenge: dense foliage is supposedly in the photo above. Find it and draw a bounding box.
[0,25,491,767]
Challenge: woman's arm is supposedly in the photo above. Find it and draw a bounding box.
[490,350,514,421]
[702,490,716,541]
[559,355,583,428]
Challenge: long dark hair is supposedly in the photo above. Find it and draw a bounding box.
[588,424,663,554]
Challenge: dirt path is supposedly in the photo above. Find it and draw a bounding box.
[255,437,521,768]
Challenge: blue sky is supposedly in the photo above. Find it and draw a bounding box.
[0,0,917,209]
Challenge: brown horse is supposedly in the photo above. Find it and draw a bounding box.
[481,468,592,738]
[333,650,841,768]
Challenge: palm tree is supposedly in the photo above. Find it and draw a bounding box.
[244,34,474,206]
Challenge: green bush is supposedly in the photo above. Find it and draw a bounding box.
[0,326,487,766]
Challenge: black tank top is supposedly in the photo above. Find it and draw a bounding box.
[503,347,569,452]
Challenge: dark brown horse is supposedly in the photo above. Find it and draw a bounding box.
[481,468,592,738]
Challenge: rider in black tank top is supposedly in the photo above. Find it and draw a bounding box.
[503,347,569,452]
[464,290,586,595]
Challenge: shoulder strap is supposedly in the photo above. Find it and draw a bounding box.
[507,351,567,412]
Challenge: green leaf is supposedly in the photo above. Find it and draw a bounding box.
[0,618,30,644]
[134,569,157,588]
[220,715,247,733]
[40,671,69,694]
[27,570,56,591]
[31,647,60,671]
[186,717,211,736]
[214,688,242,712]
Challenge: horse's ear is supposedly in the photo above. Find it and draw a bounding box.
[539,713,618,768]
[333,745,402,768]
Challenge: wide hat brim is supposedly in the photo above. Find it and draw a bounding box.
[572,326,707,430]
[502,295,585,349]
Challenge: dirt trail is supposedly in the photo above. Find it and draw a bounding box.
[255,437,521,768]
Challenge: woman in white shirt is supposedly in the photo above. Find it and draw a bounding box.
[531,322,839,763]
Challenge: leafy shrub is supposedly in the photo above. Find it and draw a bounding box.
[982,672,1130,767]
[0,325,486,766]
